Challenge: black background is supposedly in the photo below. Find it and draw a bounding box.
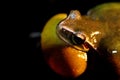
[13,0,120,80]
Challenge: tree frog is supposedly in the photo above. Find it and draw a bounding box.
[56,2,120,75]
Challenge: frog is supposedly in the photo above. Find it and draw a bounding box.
[56,2,120,76]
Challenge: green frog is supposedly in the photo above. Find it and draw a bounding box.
[57,2,120,76]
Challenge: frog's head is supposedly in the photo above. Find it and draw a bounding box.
[56,10,89,52]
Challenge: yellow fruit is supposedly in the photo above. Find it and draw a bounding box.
[41,13,87,78]
[47,46,87,77]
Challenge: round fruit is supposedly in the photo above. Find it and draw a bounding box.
[47,46,87,78]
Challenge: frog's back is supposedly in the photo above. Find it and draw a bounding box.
[87,2,120,53]
[88,2,120,31]
[87,2,120,21]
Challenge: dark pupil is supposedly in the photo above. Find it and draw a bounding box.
[72,34,85,45]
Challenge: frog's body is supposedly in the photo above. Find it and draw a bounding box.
[58,9,120,54]
[57,11,107,49]
[57,2,120,75]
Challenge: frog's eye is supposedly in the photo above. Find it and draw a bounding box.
[56,26,86,46]
[72,32,86,45]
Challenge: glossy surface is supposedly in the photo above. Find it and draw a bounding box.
[57,2,120,75]
[57,10,105,50]
[47,46,87,78]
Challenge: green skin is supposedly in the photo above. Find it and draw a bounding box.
[57,2,120,76]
